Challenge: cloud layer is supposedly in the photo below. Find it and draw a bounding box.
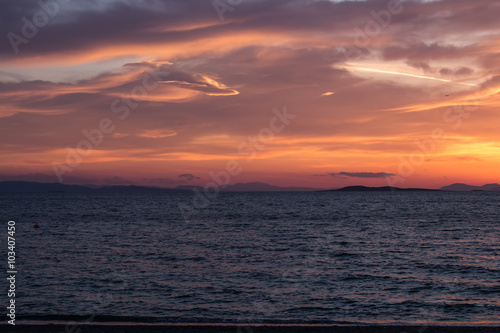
[1,0,500,188]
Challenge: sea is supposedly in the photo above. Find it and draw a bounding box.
[1,191,499,326]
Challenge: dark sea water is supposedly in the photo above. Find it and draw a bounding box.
[1,191,499,326]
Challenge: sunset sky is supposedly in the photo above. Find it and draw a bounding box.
[1,0,499,189]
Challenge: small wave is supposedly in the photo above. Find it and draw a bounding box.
[282,306,333,313]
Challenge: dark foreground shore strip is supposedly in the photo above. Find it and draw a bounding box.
[5,325,500,333]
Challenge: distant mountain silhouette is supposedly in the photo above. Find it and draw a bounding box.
[0,181,320,193]
[333,184,500,192]
[439,183,500,191]
[330,186,439,192]
[177,182,322,192]
[93,185,189,193]
[175,185,204,191]
[0,181,188,193]
[2,181,500,193]
[0,181,92,193]
[223,182,321,192]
